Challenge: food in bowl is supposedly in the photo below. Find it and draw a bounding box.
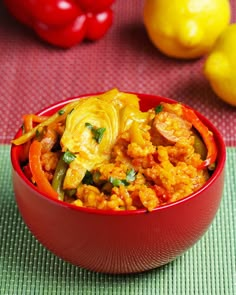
[11,91,225,273]
[12,89,217,212]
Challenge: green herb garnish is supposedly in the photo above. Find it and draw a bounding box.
[58,109,65,115]
[155,104,163,113]
[63,151,76,164]
[85,122,106,144]
[85,122,93,129]
[109,169,137,187]
[93,127,106,143]
[126,168,136,182]
[109,177,129,187]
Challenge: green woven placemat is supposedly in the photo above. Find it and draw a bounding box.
[0,145,235,295]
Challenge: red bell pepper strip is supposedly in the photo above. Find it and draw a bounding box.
[4,0,115,48]
[182,105,217,170]
[152,185,171,203]
[20,114,49,162]
[29,140,58,199]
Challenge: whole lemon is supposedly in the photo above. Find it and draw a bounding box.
[204,24,236,107]
[143,0,231,59]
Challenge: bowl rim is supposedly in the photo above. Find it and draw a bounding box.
[11,92,226,216]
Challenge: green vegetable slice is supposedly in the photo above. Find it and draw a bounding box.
[52,154,68,201]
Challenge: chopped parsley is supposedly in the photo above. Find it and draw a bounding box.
[94,128,106,143]
[58,109,65,115]
[109,169,137,187]
[126,169,136,182]
[57,109,65,116]
[85,122,106,144]
[63,151,76,164]
[155,104,163,113]
[85,122,93,129]
[109,177,129,187]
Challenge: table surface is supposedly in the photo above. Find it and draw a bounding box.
[0,0,235,294]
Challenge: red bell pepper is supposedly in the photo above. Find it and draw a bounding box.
[20,114,49,162]
[29,140,58,199]
[4,0,115,48]
[182,105,217,170]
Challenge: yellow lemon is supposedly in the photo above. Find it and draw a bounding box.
[143,0,231,59]
[204,24,236,106]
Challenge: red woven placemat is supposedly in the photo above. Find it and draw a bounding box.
[0,0,235,145]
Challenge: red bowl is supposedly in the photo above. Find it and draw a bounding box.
[11,93,226,274]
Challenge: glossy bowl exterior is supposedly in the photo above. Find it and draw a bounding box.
[11,93,226,274]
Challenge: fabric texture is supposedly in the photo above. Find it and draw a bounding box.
[0,145,235,294]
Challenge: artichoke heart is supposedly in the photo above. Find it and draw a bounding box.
[101,88,148,133]
[119,104,149,133]
[61,96,119,171]
[100,88,140,111]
